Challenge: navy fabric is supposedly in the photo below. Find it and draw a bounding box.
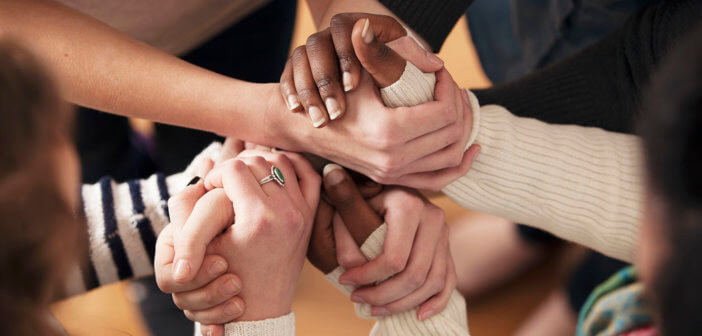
[468,0,652,83]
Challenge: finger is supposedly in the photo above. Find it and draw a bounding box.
[281,151,321,210]
[291,45,328,128]
[351,205,444,306]
[307,199,338,273]
[352,18,406,88]
[329,13,407,92]
[204,158,266,201]
[216,138,245,165]
[417,241,457,321]
[200,324,224,336]
[157,250,231,293]
[370,235,449,317]
[306,29,346,121]
[358,180,383,198]
[397,144,480,191]
[338,191,422,286]
[279,59,302,111]
[197,159,215,179]
[173,273,242,311]
[333,213,367,269]
[173,189,233,283]
[236,153,298,202]
[386,35,444,73]
[168,179,208,234]
[322,163,382,246]
[184,296,246,325]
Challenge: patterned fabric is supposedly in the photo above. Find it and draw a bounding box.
[577,267,656,336]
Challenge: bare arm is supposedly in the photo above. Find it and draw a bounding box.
[0,0,288,144]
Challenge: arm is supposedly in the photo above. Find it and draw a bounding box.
[473,0,702,134]
[62,143,221,296]
[0,0,282,144]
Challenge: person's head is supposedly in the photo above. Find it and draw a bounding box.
[0,38,82,335]
[637,25,702,335]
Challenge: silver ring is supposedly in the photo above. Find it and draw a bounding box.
[258,166,285,186]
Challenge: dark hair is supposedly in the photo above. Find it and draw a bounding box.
[638,24,702,336]
[0,39,81,335]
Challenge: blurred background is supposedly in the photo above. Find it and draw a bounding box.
[51,1,578,335]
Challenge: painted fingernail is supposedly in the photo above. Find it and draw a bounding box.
[343,71,353,92]
[350,294,366,304]
[308,106,325,128]
[323,164,345,186]
[208,259,227,277]
[362,18,374,44]
[372,307,390,316]
[173,259,190,281]
[287,95,300,110]
[221,278,241,296]
[186,176,201,187]
[224,300,243,316]
[427,52,444,67]
[326,97,342,120]
[419,309,435,321]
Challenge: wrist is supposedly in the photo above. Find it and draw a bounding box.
[262,84,317,152]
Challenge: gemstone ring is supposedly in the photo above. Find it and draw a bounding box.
[258,166,285,187]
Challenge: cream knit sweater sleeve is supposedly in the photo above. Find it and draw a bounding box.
[383,61,643,263]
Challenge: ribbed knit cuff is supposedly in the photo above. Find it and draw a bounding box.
[380,62,436,107]
[204,313,295,336]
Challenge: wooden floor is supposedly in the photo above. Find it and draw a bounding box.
[52,2,574,335]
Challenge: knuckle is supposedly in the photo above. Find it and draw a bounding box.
[296,87,319,102]
[385,254,408,274]
[183,310,196,322]
[406,272,426,290]
[157,280,173,294]
[315,77,336,96]
[172,294,185,310]
[330,13,351,28]
[305,32,323,46]
[292,45,307,59]
[429,276,445,294]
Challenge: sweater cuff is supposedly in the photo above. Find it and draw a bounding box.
[218,313,295,336]
[380,62,436,107]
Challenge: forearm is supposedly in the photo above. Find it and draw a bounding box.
[325,224,470,336]
[0,0,280,142]
[443,97,643,262]
[63,144,222,296]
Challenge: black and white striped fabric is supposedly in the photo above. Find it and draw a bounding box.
[64,143,221,296]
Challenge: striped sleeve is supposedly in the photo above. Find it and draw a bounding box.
[64,143,222,296]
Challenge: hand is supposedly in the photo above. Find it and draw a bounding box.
[280,13,443,127]
[309,164,457,320]
[171,149,321,324]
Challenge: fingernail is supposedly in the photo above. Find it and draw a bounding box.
[343,71,353,92]
[308,106,325,128]
[224,300,243,316]
[325,97,342,120]
[419,309,435,321]
[323,164,345,185]
[427,52,444,67]
[372,307,390,316]
[338,278,356,287]
[173,259,190,281]
[208,260,227,277]
[205,330,212,336]
[350,294,366,304]
[221,278,241,296]
[362,18,374,44]
[287,95,300,110]
[186,176,201,187]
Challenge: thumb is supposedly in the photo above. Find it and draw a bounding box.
[351,18,406,88]
[322,164,383,246]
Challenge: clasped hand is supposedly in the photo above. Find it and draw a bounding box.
[154,140,456,336]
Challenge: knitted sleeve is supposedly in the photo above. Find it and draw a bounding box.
[382,58,642,263]
[63,143,222,296]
